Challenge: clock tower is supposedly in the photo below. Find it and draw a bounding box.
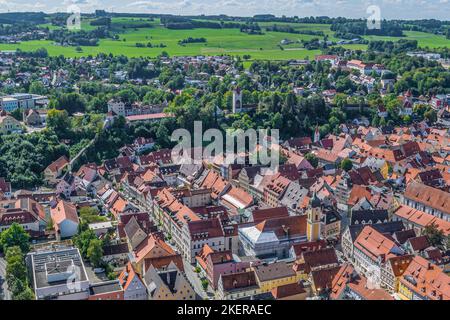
[307,192,322,242]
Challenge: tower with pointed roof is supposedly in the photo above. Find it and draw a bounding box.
[313,125,320,143]
[307,192,322,242]
[232,86,242,113]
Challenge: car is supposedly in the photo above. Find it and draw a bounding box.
[94,268,105,274]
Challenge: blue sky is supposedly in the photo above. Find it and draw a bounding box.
[0,0,449,20]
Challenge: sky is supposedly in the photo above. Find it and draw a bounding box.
[0,0,449,20]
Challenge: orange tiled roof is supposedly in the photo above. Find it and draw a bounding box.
[400,256,450,300]
[404,182,450,216]
[354,225,399,263]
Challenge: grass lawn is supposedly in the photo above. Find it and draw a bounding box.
[4,18,449,61]
[363,31,450,49]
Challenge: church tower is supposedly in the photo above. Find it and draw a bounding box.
[232,87,242,113]
[313,125,320,143]
[307,192,322,242]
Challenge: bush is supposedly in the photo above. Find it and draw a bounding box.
[201,279,209,291]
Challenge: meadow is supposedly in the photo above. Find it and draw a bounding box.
[0,17,449,61]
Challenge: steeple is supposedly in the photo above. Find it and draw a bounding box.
[313,125,320,143]
[307,192,322,242]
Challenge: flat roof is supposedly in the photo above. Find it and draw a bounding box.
[89,281,122,295]
[29,247,88,289]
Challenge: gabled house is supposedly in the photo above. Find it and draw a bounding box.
[144,261,195,300]
[50,200,79,239]
[118,262,147,300]
[44,155,70,184]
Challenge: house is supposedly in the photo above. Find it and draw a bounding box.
[279,182,308,215]
[88,281,124,300]
[350,209,389,225]
[330,264,394,300]
[381,255,414,294]
[133,137,155,154]
[263,173,291,207]
[0,203,41,233]
[402,181,450,222]
[44,156,70,184]
[392,204,450,236]
[270,282,309,300]
[195,244,253,290]
[0,111,22,134]
[253,261,298,293]
[56,174,76,198]
[130,233,177,274]
[74,164,98,192]
[182,217,227,264]
[50,200,80,239]
[118,262,147,300]
[352,225,405,288]
[398,256,450,300]
[23,109,42,126]
[0,177,11,199]
[321,210,342,240]
[293,248,339,278]
[216,270,260,300]
[144,261,195,300]
[341,221,405,263]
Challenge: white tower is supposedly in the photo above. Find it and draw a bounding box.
[232,87,242,113]
[314,125,320,143]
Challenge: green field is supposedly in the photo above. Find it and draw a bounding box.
[0,18,449,60]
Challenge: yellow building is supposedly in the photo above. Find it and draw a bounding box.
[253,261,298,293]
[307,192,322,242]
[0,113,22,134]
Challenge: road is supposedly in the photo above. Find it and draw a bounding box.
[111,179,213,300]
[182,259,215,300]
[0,257,11,300]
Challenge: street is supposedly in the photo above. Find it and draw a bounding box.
[118,186,212,300]
[182,259,215,300]
[0,257,11,300]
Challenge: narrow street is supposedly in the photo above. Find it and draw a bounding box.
[182,259,214,300]
[117,185,211,299]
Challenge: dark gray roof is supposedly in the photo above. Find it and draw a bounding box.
[124,216,147,250]
[350,209,389,225]
[89,281,122,295]
[347,221,405,242]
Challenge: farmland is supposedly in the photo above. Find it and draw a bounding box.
[0,17,449,60]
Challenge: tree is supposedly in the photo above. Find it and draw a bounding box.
[5,245,34,300]
[79,207,106,225]
[424,109,437,124]
[340,158,353,172]
[87,239,104,267]
[5,246,27,286]
[305,153,319,168]
[13,286,35,300]
[0,223,30,254]
[46,109,71,137]
[55,93,86,115]
[73,229,96,257]
[423,223,445,248]
[29,81,46,95]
